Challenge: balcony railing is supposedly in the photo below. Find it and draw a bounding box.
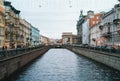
[99,25,103,30]
[0,46,45,60]
[113,18,120,24]
[92,38,96,41]
[6,19,11,23]
[101,32,111,38]
[5,31,10,35]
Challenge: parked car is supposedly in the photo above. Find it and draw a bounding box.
[17,45,22,48]
[94,46,107,51]
[94,46,101,50]
[89,45,95,49]
[104,46,116,53]
[82,44,89,48]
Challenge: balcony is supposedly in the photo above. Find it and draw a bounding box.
[99,25,103,30]
[20,35,24,38]
[113,18,120,24]
[26,37,29,41]
[92,38,96,41]
[101,32,111,38]
[14,24,19,28]
[9,31,17,35]
[5,39,10,42]
[6,19,12,23]
[5,31,10,35]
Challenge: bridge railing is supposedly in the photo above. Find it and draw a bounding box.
[0,46,45,60]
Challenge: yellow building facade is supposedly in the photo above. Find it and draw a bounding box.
[19,18,31,47]
[0,0,5,48]
[4,1,20,48]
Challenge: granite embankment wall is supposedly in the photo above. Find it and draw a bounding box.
[0,47,49,80]
[68,47,120,71]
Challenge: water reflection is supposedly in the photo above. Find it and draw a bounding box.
[6,49,120,81]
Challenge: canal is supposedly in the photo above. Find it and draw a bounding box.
[5,49,120,81]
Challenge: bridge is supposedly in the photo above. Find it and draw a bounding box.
[0,45,120,81]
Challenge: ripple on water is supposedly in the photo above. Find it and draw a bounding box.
[6,49,120,81]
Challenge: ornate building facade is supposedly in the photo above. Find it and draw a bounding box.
[0,0,5,48]
[76,11,85,44]
[4,1,20,48]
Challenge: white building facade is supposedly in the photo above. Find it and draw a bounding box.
[90,24,101,46]
[82,19,90,45]
[82,10,94,45]
[100,6,120,48]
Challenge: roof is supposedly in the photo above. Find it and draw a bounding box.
[89,13,102,28]
[4,1,20,14]
[77,16,86,26]
[101,9,114,19]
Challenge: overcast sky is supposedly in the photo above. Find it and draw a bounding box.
[7,0,119,39]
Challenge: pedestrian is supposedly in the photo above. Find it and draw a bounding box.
[2,46,4,50]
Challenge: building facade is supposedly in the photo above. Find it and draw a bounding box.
[40,35,50,46]
[76,2,120,49]
[76,11,85,44]
[89,3,120,48]
[4,1,20,48]
[90,24,101,46]
[82,11,95,45]
[19,18,31,47]
[82,19,90,45]
[30,26,40,46]
[90,13,102,46]
[100,10,114,46]
[62,32,77,45]
[113,3,120,48]
[0,0,5,48]
[62,32,73,45]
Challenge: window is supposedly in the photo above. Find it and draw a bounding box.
[93,21,95,24]
[0,40,2,46]
[5,6,10,11]
[0,19,2,23]
[96,16,99,19]
[0,15,3,23]
[96,21,98,24]
[117,14,120,18]
[0,0,3,5]
[118,14,120,18]
[5,15,10,19]
[0,28,4,35]
[0,40,3,46]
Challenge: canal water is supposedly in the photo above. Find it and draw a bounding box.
[6,49,120,81]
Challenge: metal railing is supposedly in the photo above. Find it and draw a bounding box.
[0,46,45,60]
[66,45,120,54]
